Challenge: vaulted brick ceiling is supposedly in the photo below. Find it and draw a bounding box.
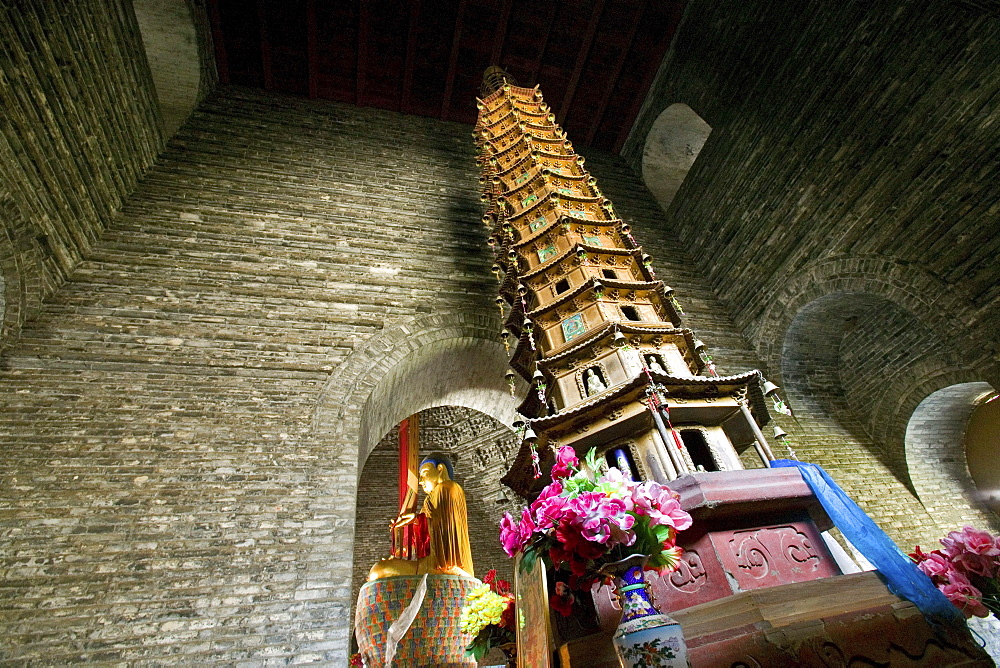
[206,0,686,152]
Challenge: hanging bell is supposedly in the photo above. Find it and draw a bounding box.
[523,426,538,444]
[693,339,707,352]
[593,279,604,297]
[576,247,588,260]
[532,369,545,384]
[612,330,628,348]
[663,285,675,297]
[773,425,788,440]
[507,249,518,261]
[517,283,528,296]
[641,253,653,265]
[620,223,631,235]
[512,419,524,432]
[761,379,781,396]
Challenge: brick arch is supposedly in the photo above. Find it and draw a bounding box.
[905,382,999,533]
[311,310,521,475]
[753,255,974,384]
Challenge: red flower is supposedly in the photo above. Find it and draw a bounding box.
[500,596,516,629]
[550,581,575,617]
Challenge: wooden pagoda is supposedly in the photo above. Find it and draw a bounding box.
[471,68,991,666]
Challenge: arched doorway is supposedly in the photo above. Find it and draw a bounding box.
[905,382,999,531]
[641,103,712,212]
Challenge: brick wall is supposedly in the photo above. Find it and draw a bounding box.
[0,82,788,662]
[625,0,1000,386]
[0,0,163,347]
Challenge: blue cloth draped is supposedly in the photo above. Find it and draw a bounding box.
[771,459,965,627]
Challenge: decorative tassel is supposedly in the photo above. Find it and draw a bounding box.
[669,295,684,315]
[700,351,719,377]
[771,396,793,417]
[530,447,541,479]
[524,320,536,351]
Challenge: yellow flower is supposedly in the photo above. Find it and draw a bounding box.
[460,584,508,637]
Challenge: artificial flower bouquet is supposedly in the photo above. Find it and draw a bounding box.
[911,525,1000,619]
[459,569,516,661]
[498,445,693,610]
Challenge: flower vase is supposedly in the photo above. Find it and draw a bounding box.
[602,555,687,668]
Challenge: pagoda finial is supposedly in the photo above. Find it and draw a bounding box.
[481,66,517,97]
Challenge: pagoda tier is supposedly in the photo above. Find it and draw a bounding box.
[476,79,776,499]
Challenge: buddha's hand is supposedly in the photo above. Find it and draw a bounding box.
[391,512,417,528]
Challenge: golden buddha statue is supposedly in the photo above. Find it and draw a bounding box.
[368,453,474,580]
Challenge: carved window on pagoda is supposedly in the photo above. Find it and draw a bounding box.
[680,429,719,472]
[621,305,642,322]
[578,364,609,398]
[644,353,669,375]
[554,278,571,295]
[605,446,639,481]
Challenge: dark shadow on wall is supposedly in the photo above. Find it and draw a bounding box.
[782,292,981,494]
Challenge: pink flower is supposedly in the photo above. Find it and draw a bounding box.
[499,509,536,558]
[517,507,536,548]
[532,491,571,530]
[499,511,523,557]
[915,551,953,582]
[940,578,989,619]
[550,446,579,480]
[942,526,1000,557]
[941,526,1000,578]
[632,482,692,532]
[566,492,636,546]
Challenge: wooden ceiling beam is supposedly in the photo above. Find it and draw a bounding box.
[490,0,514,66]
[206,0,230,84]
[400,0,421,114]
[356,0,372,106]
[557,0,604,125]
[527,2,558,87]
[306,0,319,98]
[440,0,468,119]
[612,2,683,153]
[256,0,273,89]
[585,0,644,146]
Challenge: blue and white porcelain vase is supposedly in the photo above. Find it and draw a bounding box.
[601,555,687,668]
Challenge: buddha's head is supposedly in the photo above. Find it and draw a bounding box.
[418,453,454,494]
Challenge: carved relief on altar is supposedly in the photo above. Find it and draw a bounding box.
[725,526,825,589]
[669,550,708,594]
